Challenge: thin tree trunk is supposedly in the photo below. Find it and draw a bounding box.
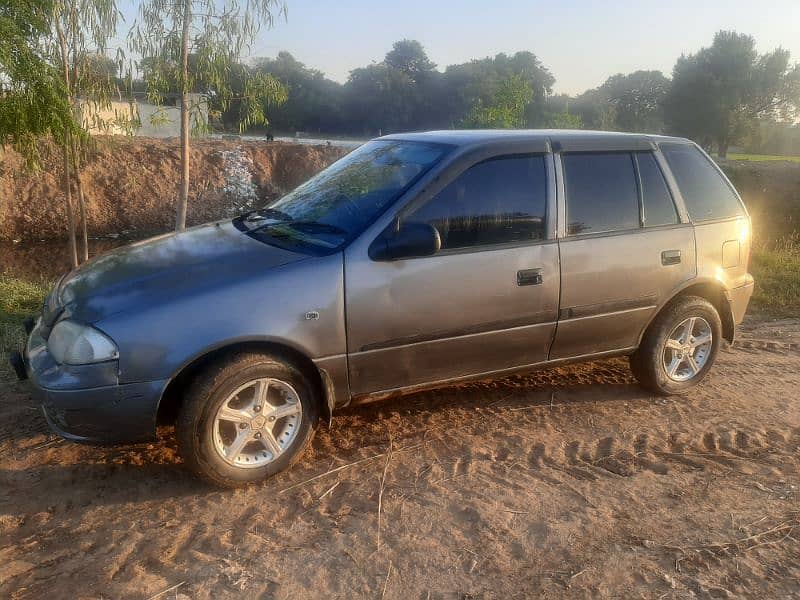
[55,17,79,268]
[176,0,191,230]
[61,145,79,269]
[71,139,89,262]
[718,137,729,159]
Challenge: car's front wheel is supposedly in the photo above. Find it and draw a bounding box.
[630,295,722,395]
[176,352,320,487]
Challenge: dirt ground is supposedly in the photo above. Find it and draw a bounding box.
[1,314,799,599]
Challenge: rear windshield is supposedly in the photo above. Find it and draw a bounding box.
[235,140,450,254]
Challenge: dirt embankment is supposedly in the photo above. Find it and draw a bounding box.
[0,138,349,241]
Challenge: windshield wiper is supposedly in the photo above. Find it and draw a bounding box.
[244,207,294,223]
[251,220,348,236]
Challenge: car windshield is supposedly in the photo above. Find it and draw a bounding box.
[235,140,450,253]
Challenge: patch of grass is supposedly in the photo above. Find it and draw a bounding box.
[726,153,800,163]
[0,275,49,380]
[750,234,800,315]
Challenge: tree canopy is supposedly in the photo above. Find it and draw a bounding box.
[664,31,800,156]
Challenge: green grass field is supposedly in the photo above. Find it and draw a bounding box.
[726,153,800,163]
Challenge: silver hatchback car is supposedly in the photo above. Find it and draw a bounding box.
[13,130,754,487]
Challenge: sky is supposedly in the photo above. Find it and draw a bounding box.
[119,0,800,96]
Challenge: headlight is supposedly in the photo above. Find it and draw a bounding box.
[47,320,119,365]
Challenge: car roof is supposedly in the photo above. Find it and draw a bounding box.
[381,129,693,152]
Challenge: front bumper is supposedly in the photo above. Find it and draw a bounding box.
[12,320,167,443]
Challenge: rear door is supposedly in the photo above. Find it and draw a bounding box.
[345,148,560,396]
[551,146,696,359]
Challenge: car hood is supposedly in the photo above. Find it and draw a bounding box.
[53,221,310,323]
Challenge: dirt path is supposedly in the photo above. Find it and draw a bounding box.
[2,316,799,599]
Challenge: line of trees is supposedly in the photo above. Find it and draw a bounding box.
[224,35,800,158]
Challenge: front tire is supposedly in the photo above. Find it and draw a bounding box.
[176,352,320,487]
[630,296,722,395]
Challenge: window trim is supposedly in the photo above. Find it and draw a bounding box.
[396,151,553,257]
[633,151,680,228]
[560,150,642,238]
[559,150,683,239]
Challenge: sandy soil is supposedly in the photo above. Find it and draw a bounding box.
[1,315,799,599]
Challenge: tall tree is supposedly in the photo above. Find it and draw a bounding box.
[131,0,288,230]
[48,0,124,265]
[252,52,343,133]
[664,31,800,157]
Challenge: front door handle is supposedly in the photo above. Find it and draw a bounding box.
[517,268,543,286]
[661,250,681,266]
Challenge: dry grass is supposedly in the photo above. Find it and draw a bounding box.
[750,233,800,315]
[0,275,49,379]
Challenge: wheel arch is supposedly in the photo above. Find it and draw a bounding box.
[156,339,336,429]
[638,279,736,347]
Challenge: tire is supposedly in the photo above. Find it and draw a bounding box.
[176,352,320,487]
[630,295,722,395]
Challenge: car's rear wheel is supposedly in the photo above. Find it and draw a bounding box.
[176,352,319,487]
[630,295,722,395]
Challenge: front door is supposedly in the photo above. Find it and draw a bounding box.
[345,152,560,396]
[551,150,696,359]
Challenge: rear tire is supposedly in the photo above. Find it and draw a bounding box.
[630,296,722,395]
[176,352,320,487]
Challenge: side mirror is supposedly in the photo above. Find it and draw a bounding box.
[369,222,441,261]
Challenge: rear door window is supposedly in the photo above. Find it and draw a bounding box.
[636,152,678,227]
[563,153,639,235]
[660,143,743,222]
[406,154,547,250]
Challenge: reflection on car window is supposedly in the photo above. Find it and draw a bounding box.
[407,155,547,250]
[237,140,449,253]
[564,153,639,235]
[660,143,743,222]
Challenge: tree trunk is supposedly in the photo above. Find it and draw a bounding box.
[176,0,192,231]
[55,17,78,268]
[61,145,79,269]
[717,137,729,159]
[71,140,89,262]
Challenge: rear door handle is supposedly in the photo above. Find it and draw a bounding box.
[661,250,681,266]
[517,269,543,286]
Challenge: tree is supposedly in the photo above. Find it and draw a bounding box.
[444,51,554,127]
[47,0,125,265]
[598,70,669,132]
[385,39,436,82]
[664,31,800,157]
[0,0,76,165]
[252,52,344,133]
[130,0,288,230]
[462,74,533,128]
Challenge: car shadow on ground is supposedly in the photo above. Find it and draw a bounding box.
[1,358,648,514]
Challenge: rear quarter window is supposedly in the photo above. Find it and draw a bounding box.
[660,143,743,222]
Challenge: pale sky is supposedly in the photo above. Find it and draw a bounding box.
[119,0,800,95]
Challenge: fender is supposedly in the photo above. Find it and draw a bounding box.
[636,277,736,346]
